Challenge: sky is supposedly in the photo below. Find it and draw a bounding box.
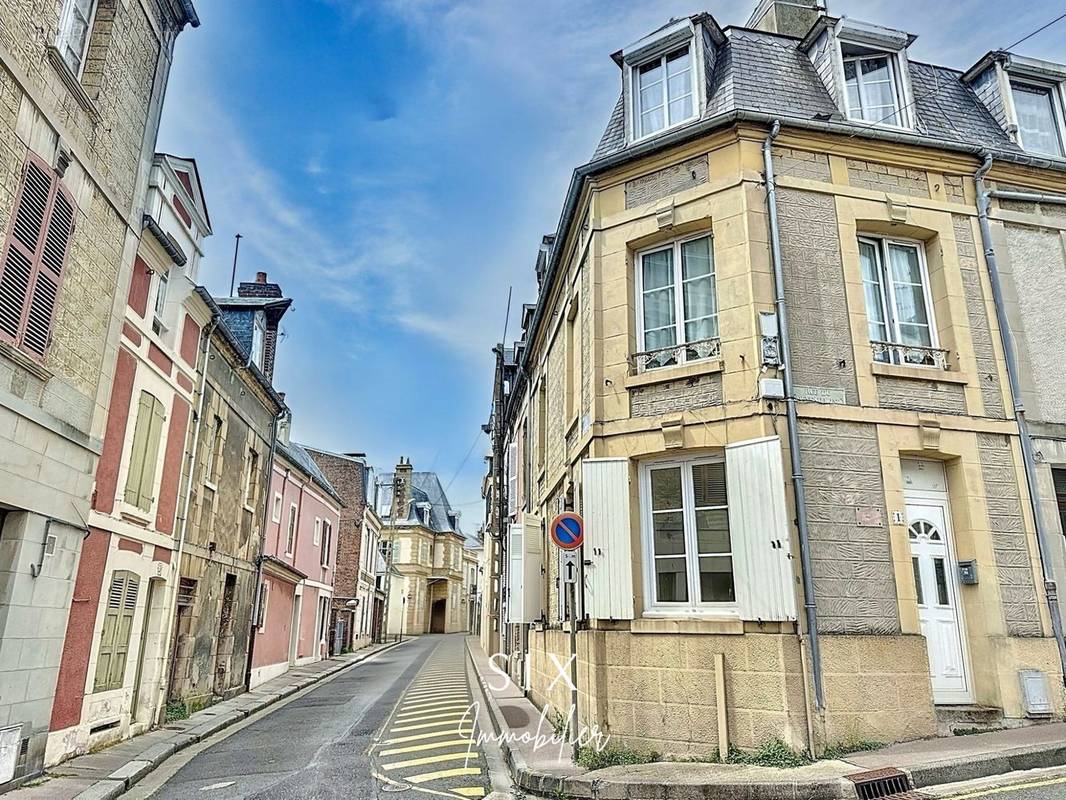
[157,0,1066,529]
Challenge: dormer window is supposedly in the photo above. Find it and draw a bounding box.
[842,44,905,126]
[251,312,266,369]
[1010,80,1064,157]
[634,45,695,139]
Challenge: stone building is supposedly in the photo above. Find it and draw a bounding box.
[305,448,380,652]
[484,1,1066,757]
[0,0,198,786]
[165,287,286,713]
[376,460,470,636]
[46,154,211,766]
[250,434,341,687]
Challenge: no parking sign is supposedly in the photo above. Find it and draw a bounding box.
[549,512,583,550]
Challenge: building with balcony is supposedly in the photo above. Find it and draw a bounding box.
[0,0,198,786]
[484,0,1066,756]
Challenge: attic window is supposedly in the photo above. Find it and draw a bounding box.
[1010,81,1065,157]
[842,43,905,127]
[633,45,695,139]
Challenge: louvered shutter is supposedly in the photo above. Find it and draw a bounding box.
[0,154,75,358]
[93,572,140,692]
[137,395,166,511]
[124,391,165,511]
[506,522,524,623]
[506,442,518,517]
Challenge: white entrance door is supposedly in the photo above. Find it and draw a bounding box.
[906,501,971,703]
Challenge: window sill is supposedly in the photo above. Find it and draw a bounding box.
[624,357,724,389]
[45,45,101,123]
[203,480,218,493]
[633,616,744,635]
[629,114,700,150]
[0,338,52,381]
[565,414,580,441]
[871,361,968,385]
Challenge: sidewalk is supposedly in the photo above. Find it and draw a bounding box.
[12,640,408,800]
[465,637,1066,799]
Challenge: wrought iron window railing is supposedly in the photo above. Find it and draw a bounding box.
[870,340,949,369]
[630,337,722,373]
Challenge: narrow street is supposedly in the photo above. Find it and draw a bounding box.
[124,636,495,800]
[943,774,1066,800]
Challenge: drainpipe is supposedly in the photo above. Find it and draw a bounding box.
[974,155,1066,684]
[156,317,217,725]
[244,404,286,689]
[763,120,826,712]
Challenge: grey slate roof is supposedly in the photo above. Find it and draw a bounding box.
[592,26,1025,161]
[278,439,345,507]
[375,471,463,537]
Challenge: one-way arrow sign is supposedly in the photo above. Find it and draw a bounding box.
[562,551,578,584]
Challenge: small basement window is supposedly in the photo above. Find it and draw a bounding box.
[842,42,906,127]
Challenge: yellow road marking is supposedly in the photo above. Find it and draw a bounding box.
[400,700,472,712]
[394,710,473,724]
[381,751,479,770]
[407,766,482,784]
[384,728,473,745]
[454,789,485,798]
[379,739,473,757]
[405,686,468,696]
[391,717,473,733]
[396,702,471,715]
[951,775,1066,798]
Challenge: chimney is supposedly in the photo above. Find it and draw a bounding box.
[277,410,292,446]
[747,0,823,38]
[392,457,413,522]
[256,271,267,283]
[238,272,283,299]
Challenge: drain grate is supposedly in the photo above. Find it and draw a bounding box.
[846,767,927,799]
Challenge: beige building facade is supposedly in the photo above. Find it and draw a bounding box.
[486,3,1066,757]
[0,0,197,786]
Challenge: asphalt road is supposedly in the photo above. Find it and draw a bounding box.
[945,773,1066,800]
[126,635,492,800]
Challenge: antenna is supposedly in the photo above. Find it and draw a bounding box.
[229,233,243,296]
[501,286,512,349]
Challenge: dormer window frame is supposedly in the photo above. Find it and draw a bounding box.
[622,19,705,145]
[838,40,914,131]
[1007,75,1066,159]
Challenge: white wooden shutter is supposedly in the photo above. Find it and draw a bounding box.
[522,513,543,622]
[506,441,518,517]
[506,522,524,623]
[726,436,797,622]
[582,458,634,620]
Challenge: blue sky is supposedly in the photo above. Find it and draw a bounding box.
[157,0,1066,526]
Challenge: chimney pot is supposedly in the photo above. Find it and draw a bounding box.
[256,271,267,283]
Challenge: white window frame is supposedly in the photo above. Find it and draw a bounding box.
[639,455,738,618]
[285,502,297,556]
[858,235,939,362]
[1009,78,1066,158]
[313,517,321,547]
[630,41,697,142]
[256,579,269,632]
[251,313,266,370]
[634,232,719,367]
[56,0,98,78]
[271,492,283,523]
[321,519,332,568]
[153,269,169,323]
[840,45,909,129]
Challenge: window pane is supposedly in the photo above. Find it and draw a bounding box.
[692,462,727,507]
[699,556,735,603]
[656,557,688,602]
[860,56,891,82]
[933,557,949,606]
[640,81,664,113]
[685,316,718,345]
[682,278,715,325]
[665,48,690,73]
[912,557,925,606]
[1012,82,1064,157]
[653,512,686,555]
[642,249,673,289]
[681,237,713,279]
[644,325,677,355]
[893,284,930,333]
[668,95,693,124]
[888,244,922,284]
[650,467,682,510]
[696,509,730,554]
[643,287,676,332]
[641,108,665,136]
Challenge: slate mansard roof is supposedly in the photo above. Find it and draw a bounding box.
[376,471,464,537]
[593,24,1022,162]
[279,439,345,507]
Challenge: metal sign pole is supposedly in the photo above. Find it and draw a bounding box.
[568,578,579,761]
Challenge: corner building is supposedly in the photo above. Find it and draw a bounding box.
[489,1,1066,756]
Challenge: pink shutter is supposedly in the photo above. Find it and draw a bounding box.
[0,152,75,359]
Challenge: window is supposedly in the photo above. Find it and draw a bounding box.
[272,492,283,523]
[244,448,260,508]
[641,457,734,611]
[286,503,297,555]
[203,415,222,486]
[0,154,76,360]
[93,571,139,692]
[251,313,266,370]
[633,45,695,139]
[636,234,718,368]
[858,236,940,365]
[256,580,269,631]
[123,390,166,512]
[153,269,169,321]
[536,384,546,469]
[843,46,904,126]
[1053,468,1066,537]
[1011,81,1064,157]
[320,520,332,568]
[56,0,97,77]
[314,517,321,546]
[565,298,579,420]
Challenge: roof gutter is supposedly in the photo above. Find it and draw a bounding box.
[974,154,1066,686]
[520,110,1065,373]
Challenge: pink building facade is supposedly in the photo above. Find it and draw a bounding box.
[250,431,343,687]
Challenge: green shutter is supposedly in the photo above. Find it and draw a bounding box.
[93,572,140,692]
[124,392,165,511]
